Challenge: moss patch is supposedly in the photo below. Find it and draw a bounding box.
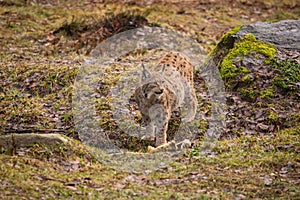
[272,58,300,93]
[210,26,242,64]
[237,87,259,101]
[220,34,277,88]
[260,86,275,99]
[218,26,241,48]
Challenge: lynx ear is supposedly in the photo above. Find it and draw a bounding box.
[142,64,151,81]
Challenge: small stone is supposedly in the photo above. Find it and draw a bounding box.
[280,167,289,174]
[257,123,269,131]
[66,186,77,191]
[263,175,273,186]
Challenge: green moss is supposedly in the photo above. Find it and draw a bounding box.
[268,111,279,123]
[220,34,277,88]
[260,87,275,99]
[220,26,242,44]
[272,59,300,93]
[240,75,252,83]
[237,87,259,100]
[0,89,46,128]
[210,26,241,56]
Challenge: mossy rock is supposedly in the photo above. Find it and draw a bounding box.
[220,33,276,89]
[210,20,300,136]
[234,20,300,50]
[212,20,299,91]
[0,133,95,163]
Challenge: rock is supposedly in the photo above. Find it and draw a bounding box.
[0,133,68,148]
[257,123,269,131]
[233,20,300,50]
[263,175,273,186]
[210,20,300,137]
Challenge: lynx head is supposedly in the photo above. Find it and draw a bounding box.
[140,64,166,101]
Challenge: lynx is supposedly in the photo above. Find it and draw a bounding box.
[135,52,197,148]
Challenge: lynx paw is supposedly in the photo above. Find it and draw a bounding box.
[141,134,155,141]
[140,126,155,141]
[148,140,177,153]
[177,139,192,149]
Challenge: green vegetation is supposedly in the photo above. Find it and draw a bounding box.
[268,111,279,123]
[240,74,252,83]
[272,58,300,93]
[220,34,277,88]
[193,124,300,167]
[209,26,242,67]
[237,87,259,101]
[0,124,299,199]
[213,25,241,52]
[260,86,275,99]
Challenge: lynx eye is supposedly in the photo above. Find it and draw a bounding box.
[154,89,163,95]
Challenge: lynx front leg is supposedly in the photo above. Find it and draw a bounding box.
[140,112,155,141]
[154,118,169,147]
[141,124,155,141]
[148,104,170,147]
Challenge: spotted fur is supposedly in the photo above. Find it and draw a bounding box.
[135,52,197,147]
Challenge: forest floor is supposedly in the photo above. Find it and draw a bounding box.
[0,0,299,199]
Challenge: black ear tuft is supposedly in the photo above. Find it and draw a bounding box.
[142,64,151,81]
